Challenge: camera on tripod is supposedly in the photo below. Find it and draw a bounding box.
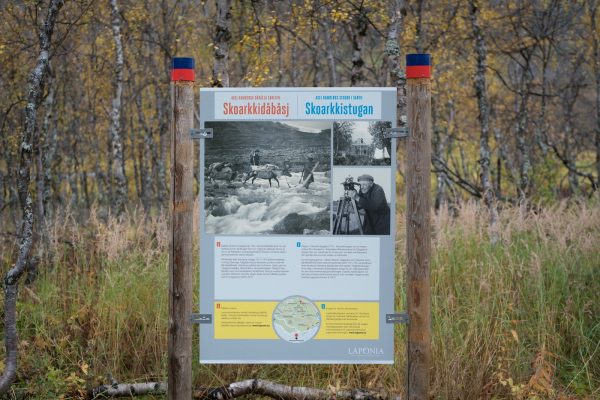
[341,176,361,192]
[334,176,365,235]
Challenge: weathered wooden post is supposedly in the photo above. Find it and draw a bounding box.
[405,54,432,400]
[169,57,195,399]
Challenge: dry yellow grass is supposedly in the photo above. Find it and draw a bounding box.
[0,200,598,398]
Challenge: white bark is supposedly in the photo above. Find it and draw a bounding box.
[311,26,322,87]
[109,0,127,215]
[469,0,498,243]
[492,123,519,193]
[88,379,397,400]
[350,6,368,86]
[317,0,337,87]
[213,0,232,87]
[156,84,168,206]
[385,0,407,157]
[89,382,167,398]
[588,0,600,190]
[37,78,55,222]
[0,0,64,394]
[291,37,299,86]
[513,53,534,203]
[434,100,452,211]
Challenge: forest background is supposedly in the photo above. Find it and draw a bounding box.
[0,0,599,399]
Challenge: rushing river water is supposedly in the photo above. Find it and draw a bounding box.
[204,171,330,235]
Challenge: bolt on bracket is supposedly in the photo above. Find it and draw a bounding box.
[384,127,409,139]
[190,128,213,139]
[190,313,212,324]
[386,313,409,324]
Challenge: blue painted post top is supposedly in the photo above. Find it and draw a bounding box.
[172,57,195,82]
[406,54,431,79]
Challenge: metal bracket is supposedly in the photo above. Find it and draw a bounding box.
[190,128,213,139]
[384,127,409,139]
[190,313,212,324]
[386,312,409,324]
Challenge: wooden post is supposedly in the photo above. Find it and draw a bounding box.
[405,54,432,400]
[168,57,195,400]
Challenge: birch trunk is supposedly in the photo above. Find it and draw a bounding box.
[290,38,299,86]
[318,1,337,87]
[515,63,533,203]
[536,46,550,156]
[0,172,4,214]
[469,0,498,243]
[135,92,153,211]
[130,125,141,201]
[434,100,451,211]
[36,75,55,223]
[269,0,286,86]
[0,0,64,394]
[275,18,285,86]
[564,131,579,195]
[213,0,232,87]
[311,26,322,87]
[385,0,407,127]
[492,105,519,194]
[44,85,59,212]
[414,0,425,53]
[69,140,80,207]
[589,0,600,190]
[156,84,168,207]
[350,6,368,86]
[109,0,127,215]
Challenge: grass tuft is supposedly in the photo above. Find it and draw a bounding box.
[0,200,598,398]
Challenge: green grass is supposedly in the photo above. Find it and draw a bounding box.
[1,200,599,399]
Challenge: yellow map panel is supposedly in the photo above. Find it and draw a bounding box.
[214,301,379,340]
[214,302,278,339]
[314,302,379,340]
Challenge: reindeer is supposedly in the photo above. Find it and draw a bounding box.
[206,162,236,183]
[243,164,281,187]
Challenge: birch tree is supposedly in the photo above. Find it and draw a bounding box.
[469,0,498,242]
[213,0,232,87]
[109,0,127,216]
[318,0,338,87]
[385,0,407,126]
[36,72,56,222]
[0,0,64,394]
[588,0,600,191]
[348,3,368,86]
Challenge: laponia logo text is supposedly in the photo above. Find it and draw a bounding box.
[347,347,384,355]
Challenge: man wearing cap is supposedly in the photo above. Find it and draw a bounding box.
[350,174,390,235]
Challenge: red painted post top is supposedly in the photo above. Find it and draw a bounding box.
[172,57,195,82]
[406,54,431,79]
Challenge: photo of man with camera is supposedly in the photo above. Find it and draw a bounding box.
[348,174,390,235]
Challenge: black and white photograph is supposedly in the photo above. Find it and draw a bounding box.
[333,121,392,166]
[204,121,331,235]
[332,168,392,235]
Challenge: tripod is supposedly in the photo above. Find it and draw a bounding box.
[332,191,364,235]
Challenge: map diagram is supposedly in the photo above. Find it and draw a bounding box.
[272,296,321,343]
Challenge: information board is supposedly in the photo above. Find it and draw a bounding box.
[199,88,397,363]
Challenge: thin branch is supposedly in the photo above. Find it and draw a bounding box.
[549,143,598,195]
[87,379,398,400]
[432,156,482,198]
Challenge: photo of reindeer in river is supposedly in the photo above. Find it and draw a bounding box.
[204,121,331,235]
